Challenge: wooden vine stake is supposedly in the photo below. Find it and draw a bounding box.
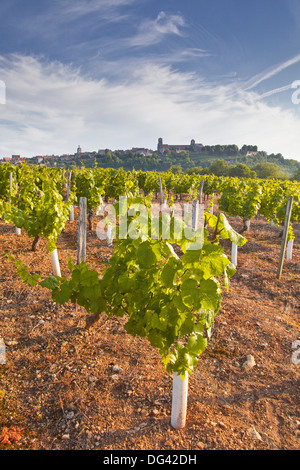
[66,171,74,221]
[9,171,13,195]
[66,170,72,200]
[171,199,200,429]
[184,201,189,217]
[77,197,87,264]
[277,196,293,279]
[209,194,214,214]
[191,199,199,230]
[9,172,21,235]
[199,179,204,204]
[158,176,164,206]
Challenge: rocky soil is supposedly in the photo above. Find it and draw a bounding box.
[0,202,299,452]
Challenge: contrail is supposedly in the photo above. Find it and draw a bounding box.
[245,53,300,91]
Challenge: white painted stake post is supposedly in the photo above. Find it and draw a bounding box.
[69,205,75,221]
[171,372,189,429]
[170,201,199,429]
[51,249,61,277]
[277,196,293,279]
[191,199,199,230]
[158,177,164,205]
[16,227,21,236]
[184,201,189,217]
[107,224,112,246]
[231,242,238,267]
[77,197,87,264]
[287,239,294,261]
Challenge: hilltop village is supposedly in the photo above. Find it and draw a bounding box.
[1,138,203,166]
[1,138,300,180]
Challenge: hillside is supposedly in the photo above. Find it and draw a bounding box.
[51,146,300,179]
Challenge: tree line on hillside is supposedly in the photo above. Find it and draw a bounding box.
[59,144,300,180]
[183,160,299,180]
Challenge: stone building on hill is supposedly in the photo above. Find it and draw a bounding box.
[157,137,203,154]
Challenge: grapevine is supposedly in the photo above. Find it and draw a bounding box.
[12,195,246,377]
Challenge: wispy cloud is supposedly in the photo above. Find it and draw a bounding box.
[58,0,136,21]
[180,48,212,58]
[245,53,300,91]
[258,83,294,99]
[128,11,186,47]
[4,0,136,47]
[62,0,136,12]
[0,54,300,160]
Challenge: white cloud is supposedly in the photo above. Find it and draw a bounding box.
[180,48,212,58]
[128,11,185,47]
[245,53,300,91]
[258,83,294,99]
[0,54,300,160]
[59,0,136,20]
[9,0,136,45]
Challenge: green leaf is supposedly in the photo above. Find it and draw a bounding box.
[180,278,200,308]
[208,212,247,246]
[136,240,158,268]
[80,269,100,287]
[52,281,72,304]
[187,333,207,356]
[199,278,221,311]
[150,313,168,331]
[181,249,201,264]
[225,261,236,278]
[90,297,107,314]
[199,243,230,279]
[161,257,180,288]
[40,276,60,290]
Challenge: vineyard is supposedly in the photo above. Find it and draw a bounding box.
[0,163,299,450]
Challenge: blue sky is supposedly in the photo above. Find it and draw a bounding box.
[0,0,300,160]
